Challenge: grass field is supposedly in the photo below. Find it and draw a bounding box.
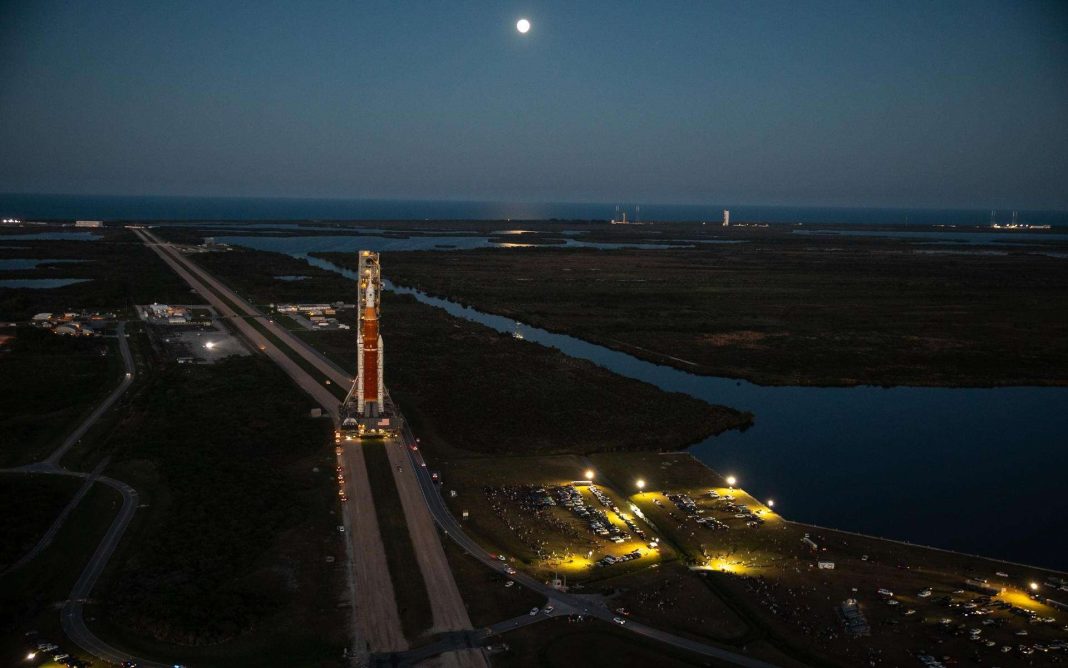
[436,454,676,583]
[439,538,544,628]
[306,291,750,459]
[119,243,751,459]
[86,355,347,667]
[588,451,1068,668]
[321,232,1068,387]
[491,617,707,668]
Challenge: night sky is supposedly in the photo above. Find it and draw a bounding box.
[1,1,1066,209]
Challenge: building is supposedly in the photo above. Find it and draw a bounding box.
[53,322,94,337]
[722,210,730,226]
[339,251,394,438]
[75,220,103,228]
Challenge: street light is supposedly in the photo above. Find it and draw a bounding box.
[585,469,595,480]
[726,475,737,488]
[636,479,645,491]
[767,499,775,508]
[1030,581,1039,591]
[204,341,215,349]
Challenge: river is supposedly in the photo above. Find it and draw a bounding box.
[215,231,1068,571]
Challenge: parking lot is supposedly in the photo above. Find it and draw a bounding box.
[438,455,671,580]
[138,304,249,363]
[588,451,1068,667]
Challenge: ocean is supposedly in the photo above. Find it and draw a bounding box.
[2,193,1066,227]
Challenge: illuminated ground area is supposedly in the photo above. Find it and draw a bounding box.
[439,455,673,581]
[442,450,1067,666]
[594,452,1068,666]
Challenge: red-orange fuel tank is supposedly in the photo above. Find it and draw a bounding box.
[361,306,379,403]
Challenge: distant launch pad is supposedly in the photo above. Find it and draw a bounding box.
[340,251,394,438]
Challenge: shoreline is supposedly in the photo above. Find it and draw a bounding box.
[371,276,1067,391]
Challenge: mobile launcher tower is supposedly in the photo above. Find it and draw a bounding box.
[339,251,394,439]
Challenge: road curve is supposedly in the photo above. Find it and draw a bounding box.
[1,322,172,667]
[395,413,780,668]
[2,459,108,576]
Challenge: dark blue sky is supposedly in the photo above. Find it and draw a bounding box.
[2,1,1066,209]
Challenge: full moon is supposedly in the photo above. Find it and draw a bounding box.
[516,18,531,34]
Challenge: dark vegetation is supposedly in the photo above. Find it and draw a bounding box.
[361,442,433,641]
[0,228,192,320]
[93,355,346,665]
[318,233,1068,386]
[439,538,543,627]
[0,474,80,569]
[148,244,748,457]
[0,327,117,466]
[186,244,353,305]
[493,618,706,668]
[0,482,120,667]
[309,291,750,458]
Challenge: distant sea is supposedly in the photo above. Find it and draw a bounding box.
[2,193,1066,227]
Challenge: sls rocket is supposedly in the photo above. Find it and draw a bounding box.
[356,280,384,416]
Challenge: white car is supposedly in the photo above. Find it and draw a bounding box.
[505,566,516,575]
[543,605,554,615]
[529,607,539,616]
[613,617,626,625]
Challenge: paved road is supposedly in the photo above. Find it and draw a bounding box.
[139,229,778,667]
[2,458,108,575]
[137,226,484,658]
[1,322,172,667]
[383,441,478,633]
[136,228,407,656]
[47,322,135,467]
[394,417,781,668]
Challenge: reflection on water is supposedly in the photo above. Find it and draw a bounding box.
[0,258,85,269]
[232,236,1068,569]
[0,278,91,288]
[213,233,692,252]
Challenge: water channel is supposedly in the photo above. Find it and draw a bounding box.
[215,231,1068,570]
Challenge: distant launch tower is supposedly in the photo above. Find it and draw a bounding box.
[340,251,393,438]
